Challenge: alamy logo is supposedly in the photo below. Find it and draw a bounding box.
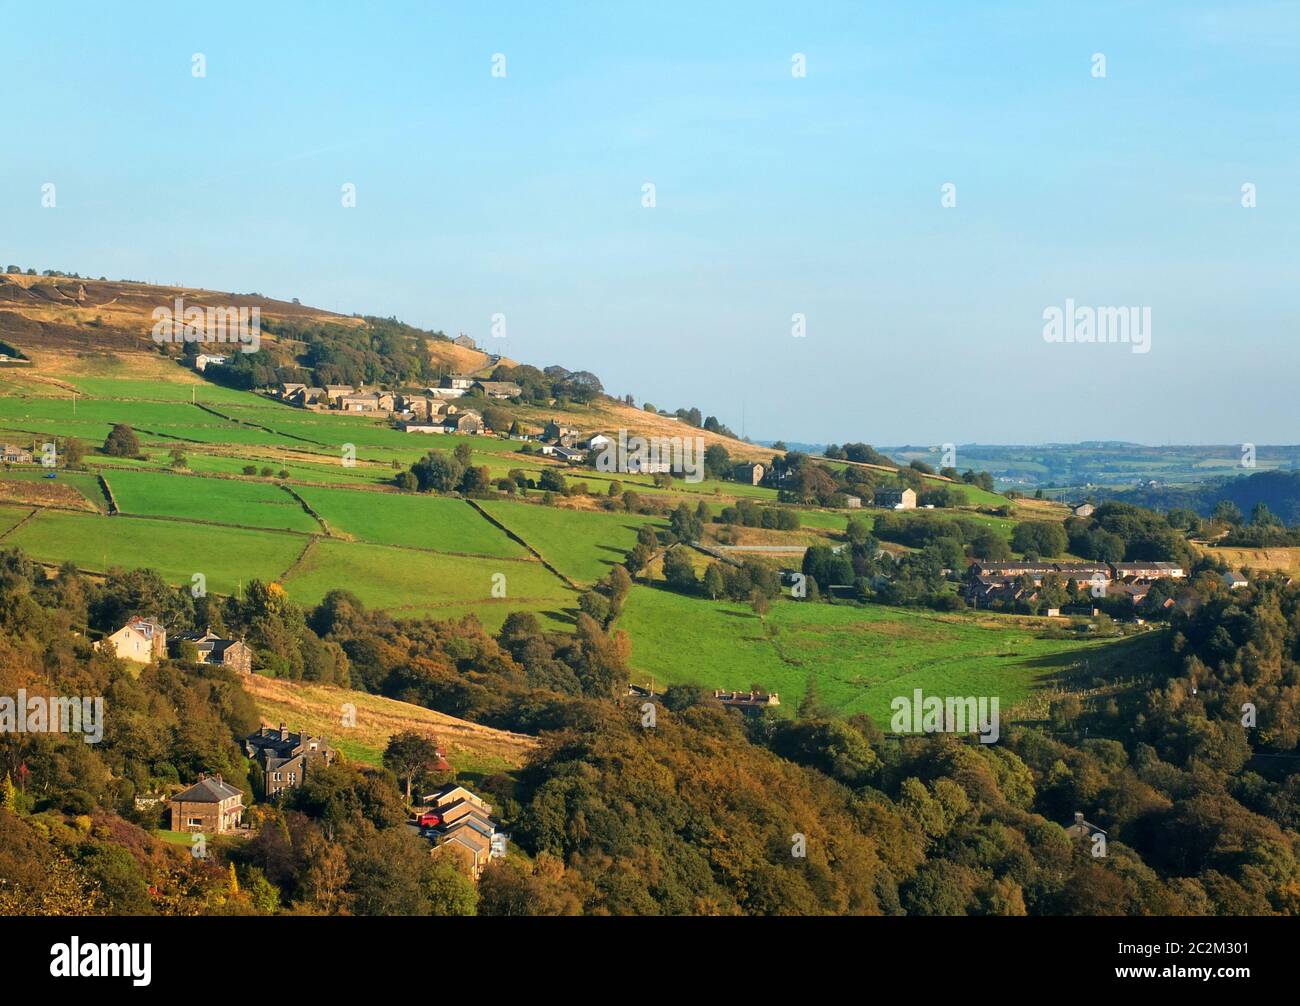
[151,297,261,352]
[890,689,1000,744]
[50,938,151,986]
[1042,299,1150,354]
[0,690,104,744]
[595,429,704,483]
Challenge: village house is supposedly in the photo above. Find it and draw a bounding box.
[542,419,579,443]
[1222,569,1248,590]
[178,630,253,674]
[471,380,521,399]
[442,374,476,391]
[338,392,382,413]
[277,382,306,399]
[444,411,483,435]
[170,773,244,834]
[0,443,34,464]
[874,488,917,510]
[1111,561,1185,580]
[844,495,862,508]
[399,422,444,434]
[420,783,503,880]
[244,723,337,798]
[733,462,765,485]
[95,616,167,664]
[289,387,327,407]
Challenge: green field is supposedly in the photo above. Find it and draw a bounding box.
[616,586,1126,724]
[4,508,305,593]
[279,537,573,613]
[295,485,526,557]
[104,469,321,533]
[478,499,665,584]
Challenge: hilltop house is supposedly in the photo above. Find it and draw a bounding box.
[96,617,167,664]
[178,630,253,674]
[0,443,33,464]
[192,354,227,372]
[733,462,764,485]
[453,334,478,350]
[170,774,244,834]
[244,723,336,798]
[874,488,917,510]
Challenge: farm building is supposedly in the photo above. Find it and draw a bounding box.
[0,443,34,463]
[471,380,521,399]
[874,488,917,510]
[733,462,764,485]
[1071,502,1095,518]
[453,334,478,350]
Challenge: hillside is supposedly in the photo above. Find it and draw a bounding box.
[0,271,773,462]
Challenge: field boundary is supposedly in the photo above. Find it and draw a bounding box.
[97,473,119,514]
[280,483,331,535]
[0,506,40,541]
[464,497,582,590]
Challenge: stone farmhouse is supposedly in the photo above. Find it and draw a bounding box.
[0,442,34,464]
[178,630,253,674]
[733,462,764,485]
[169,773,244,834]
[244,723,337,798]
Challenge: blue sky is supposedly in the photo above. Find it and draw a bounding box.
[2,1,1297,445]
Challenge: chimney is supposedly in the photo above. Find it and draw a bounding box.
[214,773,222,784]
[1074,811,1085,824]
[279,722,289,742]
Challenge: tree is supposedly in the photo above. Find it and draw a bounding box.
[425,859,478,915]
[102,424,140,457]
[662,546,697,592]
[62,437,85,467]
[703,563,727,600]
[538,468,566,493]
[382,731,442,803]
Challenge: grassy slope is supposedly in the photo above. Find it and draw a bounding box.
[242,674,536,775]
[104,468,321,533]
[616,585,1130,724]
